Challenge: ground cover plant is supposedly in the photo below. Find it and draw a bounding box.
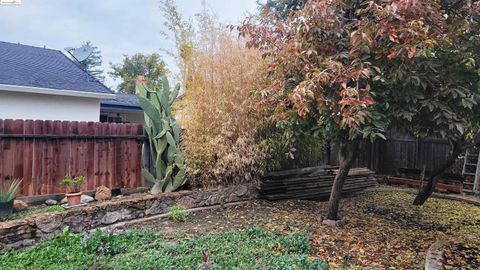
[0,227,329,270]
[0,205,64,222]
[167,204,189,222]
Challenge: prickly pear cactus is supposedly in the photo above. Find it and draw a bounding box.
[137,75,186,193]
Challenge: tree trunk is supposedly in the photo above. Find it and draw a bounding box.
[413,140,464,205]
[326,138,360,220]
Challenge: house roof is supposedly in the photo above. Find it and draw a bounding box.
[101,93,141,111]
[0,41,114,98]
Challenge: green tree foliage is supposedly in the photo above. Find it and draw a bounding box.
[262,0,307,18]
[137,75,185,193]
[109,53,168,93]
[381,1,480,204]
[81,41,106,82]
[239,0,480,219]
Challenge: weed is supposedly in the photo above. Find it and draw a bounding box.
[167,204,189,222]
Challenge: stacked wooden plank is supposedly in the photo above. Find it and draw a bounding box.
[387,176,463,194]
[260,166,377,200]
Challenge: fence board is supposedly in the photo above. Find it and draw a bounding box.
[325,131,464,176]
[0,119,145,196]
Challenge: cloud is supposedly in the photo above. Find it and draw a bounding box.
[0,0,258,90]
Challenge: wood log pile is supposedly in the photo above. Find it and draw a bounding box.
[260,167,377,200]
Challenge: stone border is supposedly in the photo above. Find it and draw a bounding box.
[0,185,258,251]
[366,186,480,206]
[425,240,445,270]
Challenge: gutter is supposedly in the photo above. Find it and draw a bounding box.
[0,83,116,99]
[100,103,143,112]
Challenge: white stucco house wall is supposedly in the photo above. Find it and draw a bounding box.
[0,41,115,122]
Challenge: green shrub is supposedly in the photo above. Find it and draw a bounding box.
[60,175,85,193]
[167,204,189,222]
[261,120,326,172]
[0,179,22,203]
[0,227,330,270]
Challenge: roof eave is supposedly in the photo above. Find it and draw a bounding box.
[100,103,143,112]
[0,84,116,99]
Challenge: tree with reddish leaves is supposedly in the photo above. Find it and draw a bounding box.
[239,0,480,220]
[386,1,480,205]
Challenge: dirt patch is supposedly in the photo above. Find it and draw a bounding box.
[127,200,315,239]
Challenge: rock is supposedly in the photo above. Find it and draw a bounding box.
[234,186,249,197]
[335,218,347,227]
[60,195,94,204]
[95,185,112,201]
[425,240,445,270]
[6,239,36,250]
[101,208,132,225]
[0,242,7,252]
[36,215,63,233]
[145,200,170,216]
[322,218,346,227]
[177,196,195,208]
[45,199,58,206]
[13,200,28,212]
[81,195,95,204]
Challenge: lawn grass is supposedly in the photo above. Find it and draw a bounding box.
[0,227,330,270]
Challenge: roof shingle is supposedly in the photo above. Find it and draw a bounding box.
[0,41,113,95]
[101,93,140,108]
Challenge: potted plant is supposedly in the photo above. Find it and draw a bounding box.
[0,179,22,218]
[61,175,85,206]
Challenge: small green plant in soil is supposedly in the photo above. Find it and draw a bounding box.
[0,227,330,270]
[0,205,65,222]
[60,175,85,193]
[167,204,189,222]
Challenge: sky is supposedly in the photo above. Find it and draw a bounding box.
[0,0,259,90]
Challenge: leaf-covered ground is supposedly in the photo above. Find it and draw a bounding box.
[443,237,480,270]
[129,187,480,269]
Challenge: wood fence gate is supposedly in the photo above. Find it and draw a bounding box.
[0,119,145,196]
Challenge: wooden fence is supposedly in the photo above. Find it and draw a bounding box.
[0,119,145,196]
[328,130,464,176]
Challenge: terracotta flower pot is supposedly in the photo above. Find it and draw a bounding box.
[66,192,82,206]
[0,200,14,218]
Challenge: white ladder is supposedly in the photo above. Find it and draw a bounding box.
[462,148,480,194]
